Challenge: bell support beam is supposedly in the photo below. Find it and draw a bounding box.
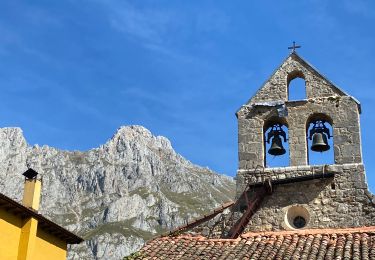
[227,186,270,239]
[166,201,235,236]
[248,172,335,189]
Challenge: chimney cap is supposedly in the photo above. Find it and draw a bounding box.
[23,168,39,180]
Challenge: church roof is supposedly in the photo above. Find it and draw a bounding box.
[129,226,375,259]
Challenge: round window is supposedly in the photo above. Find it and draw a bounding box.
[285,205,310,230]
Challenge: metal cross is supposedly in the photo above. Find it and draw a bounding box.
[288,41,301,53]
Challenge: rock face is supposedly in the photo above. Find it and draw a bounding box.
[0,126,235,259]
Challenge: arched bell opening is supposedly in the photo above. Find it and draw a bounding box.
[306,114,334,165]
[287,71,306,101]
[264,118,289,168]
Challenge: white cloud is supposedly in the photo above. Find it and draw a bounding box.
[102,1,177,44]
[98,1,229,46]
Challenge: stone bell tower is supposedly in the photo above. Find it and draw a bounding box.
[235,50,375,232]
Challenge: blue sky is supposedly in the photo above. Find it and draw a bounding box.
[0,1,374,190]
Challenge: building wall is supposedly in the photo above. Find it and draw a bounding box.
[248,54,344,104]
[33,229,67,260]
[237,95,361,172]
[0,209,68,260]
[0,209,22,260]
[236,164,375,232]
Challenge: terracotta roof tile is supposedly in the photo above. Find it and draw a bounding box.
[129,226,375,259]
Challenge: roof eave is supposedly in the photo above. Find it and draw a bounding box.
[0,192,84,244]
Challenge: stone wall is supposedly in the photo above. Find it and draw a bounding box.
[236,164,375,232]
[248,53,345,104]
[237,96,361,171]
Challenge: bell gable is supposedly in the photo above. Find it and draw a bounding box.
[244,52,360,112]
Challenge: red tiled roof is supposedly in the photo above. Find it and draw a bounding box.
[129,226,375,259]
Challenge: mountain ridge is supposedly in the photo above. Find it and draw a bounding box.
[0,125,235,259]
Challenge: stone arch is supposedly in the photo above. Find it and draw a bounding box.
[263,117,289,168]
[306,113,333,128]
[287,70,306,101]
[306,113,334,165]
[264,116,288,131]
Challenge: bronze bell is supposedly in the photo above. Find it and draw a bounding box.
[311,132,330,152]
[268,135,286,156]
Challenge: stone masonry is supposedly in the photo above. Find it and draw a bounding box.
[235,52,375,232]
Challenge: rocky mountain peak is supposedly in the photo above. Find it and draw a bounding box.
[0,126,235,259]
[115,125,154,140]
[106,125,173,154]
